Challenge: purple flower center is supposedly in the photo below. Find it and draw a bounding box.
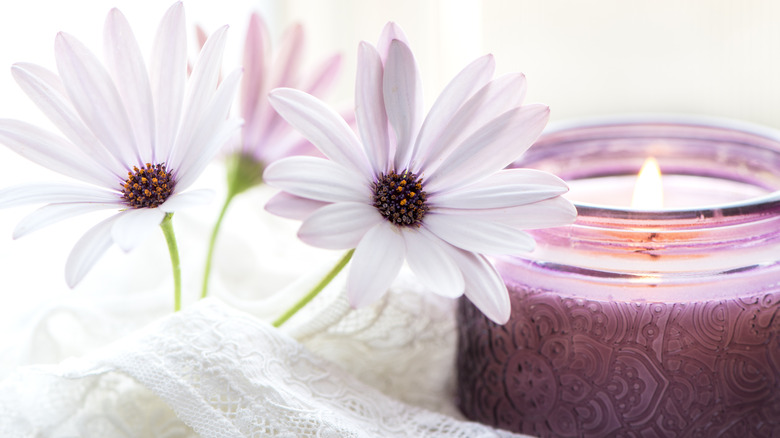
[372,170,428,227]
[121,163,175,209]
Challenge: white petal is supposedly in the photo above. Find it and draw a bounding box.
[402,228,464,298]
[104,8,155,161]
[159,189,214,213]
[13,202,117,239]
[383,40,422,170]
[425,104,550,192]
[150,1,186,162]
[0,120,119,188]
[268,88,372,178]
[377,22,410,62]
[65,213,120,287]
[430,168,569,209]
[450,196,578,229]
[410,55,495,170]
[264,191,328,220]
[418,73,527,174]
[298,202,383,249]
[356,42,389,175]
[263,157,370,203]
[0,183,121,208]
[174,117,243,191]
[347,222,405,308]
[11,63,123,176]
[111,207,165,252]
[452,249,510,324]
[424,213,536,255]
[55,32,139,167]
[168,25,228,167]
[172,69,242,189]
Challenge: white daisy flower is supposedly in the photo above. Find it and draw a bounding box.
[264,23,576,324]
[0,2,241,295]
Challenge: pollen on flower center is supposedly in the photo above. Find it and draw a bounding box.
[372,170,429,227]
[121,163,175,209]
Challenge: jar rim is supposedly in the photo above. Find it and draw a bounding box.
[525,114,780,227]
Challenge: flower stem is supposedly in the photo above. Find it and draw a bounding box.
[200,153,265,299]
[272,249,354,328]
[160,212,182,312]
[201,192,235,299]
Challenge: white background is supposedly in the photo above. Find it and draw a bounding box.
[1,0,779,337]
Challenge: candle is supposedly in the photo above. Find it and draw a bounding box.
[456,118,780,437]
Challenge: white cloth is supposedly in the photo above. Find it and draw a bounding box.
[0,280,528,438]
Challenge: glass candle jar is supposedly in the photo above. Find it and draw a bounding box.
[456,117,780,437]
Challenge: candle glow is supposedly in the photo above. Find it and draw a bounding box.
[631,157,663,209]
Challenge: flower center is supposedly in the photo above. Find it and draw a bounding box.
[121,163,174,209]
[372,170,429,227]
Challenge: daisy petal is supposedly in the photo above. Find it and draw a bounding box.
[424,213,536,255]
[104,8,155,161]
[431,168,569,209]
[174,117,243,191]
[13,202,117,239]
[173,68,242,188]
[241,12,270,148]
[402,228,464,298]
[65,213,120,288]
[11,63,123,176]
[264,191,329,220]
[304,53,342,98]
[451,196,578,229]
[111,207,165,252]
[150,1,186,162]
[356,42,389,175]
[0,183,120,208]
[426,104,550,192]
[0,119,119,187]
[263,157,370,203]
[160,189,214,212]
[347,222,405,308]
[452,249,510,324]
[377,22,410,62]
[410,55,495,170]
[268,23,303,90]
[418,73,527,174]
[298,202,383,249]
[256,23,303,142]
[55,32,138,167]
[268,88,371,178]
[169,25,228,167]
[384,39,422,170]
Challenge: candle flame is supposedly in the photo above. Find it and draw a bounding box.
[631,157,663,209]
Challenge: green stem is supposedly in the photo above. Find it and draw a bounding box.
[272,249,354,328]
[160,213,182,312]
[201,192,236,299]
[200,153,265,299]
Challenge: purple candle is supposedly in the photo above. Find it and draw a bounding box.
[457,118,780,437]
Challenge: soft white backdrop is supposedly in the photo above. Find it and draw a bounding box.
[1,0,780,370]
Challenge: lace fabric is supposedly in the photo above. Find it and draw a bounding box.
[0,286,529,438]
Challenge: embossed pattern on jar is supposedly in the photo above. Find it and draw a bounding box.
[457,287,780,437]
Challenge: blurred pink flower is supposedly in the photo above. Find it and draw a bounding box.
[199,13,345,298]
[264,23,576,324]
[238,14,342,165]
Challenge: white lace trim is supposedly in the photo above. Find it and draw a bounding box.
[0,295,528,438]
